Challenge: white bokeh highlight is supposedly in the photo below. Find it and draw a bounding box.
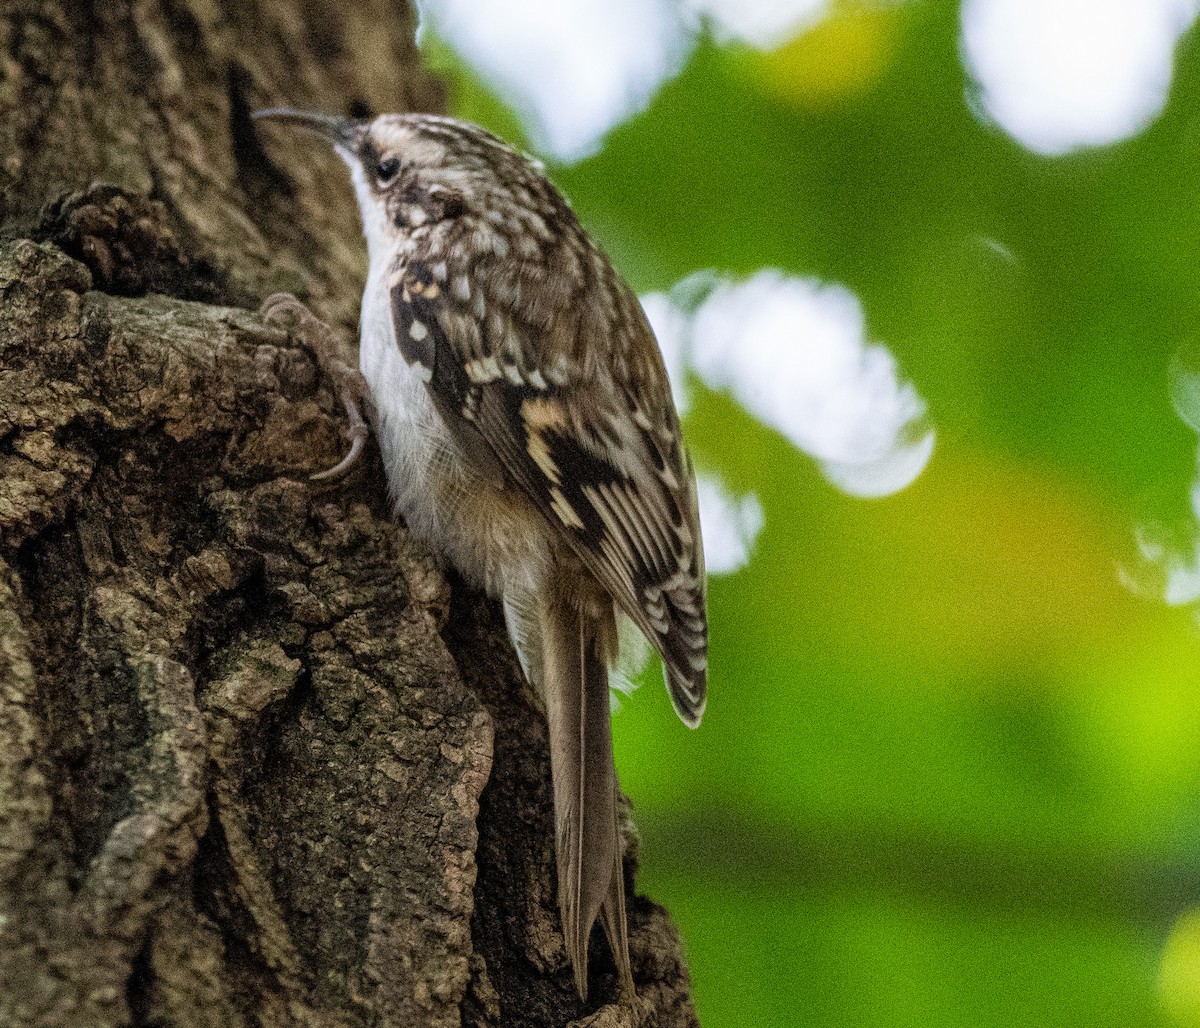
[684,0,830,49]
[962,0,1200,154]
[642,287,766,577]
[418,0,691,160]
[695,474,765,574]
[1130,488,1200,607]
[418,0,844,161]
[638,290,691,414]
[1123,340,1200,609]
[646,271,934,500]
[1130,349,1200,609]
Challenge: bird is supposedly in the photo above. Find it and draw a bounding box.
[253,107,708,1003]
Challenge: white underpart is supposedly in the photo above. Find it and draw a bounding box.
[351,167,546,605]
[961,0,1199,154]
[343,156,395,267]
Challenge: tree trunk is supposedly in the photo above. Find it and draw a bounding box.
[0,3,698,1026]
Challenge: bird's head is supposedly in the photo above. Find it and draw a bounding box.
[253,108,553,264]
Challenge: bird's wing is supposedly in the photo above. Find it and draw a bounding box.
[388,257,707,724]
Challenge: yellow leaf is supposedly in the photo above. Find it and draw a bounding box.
[747,3,904,108]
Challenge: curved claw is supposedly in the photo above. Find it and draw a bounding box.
[259,291,373,482]
[259,291,306,325]
[311,425,367,481]
[310,369,371,480]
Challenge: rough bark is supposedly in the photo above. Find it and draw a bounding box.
[0,3,698,1026]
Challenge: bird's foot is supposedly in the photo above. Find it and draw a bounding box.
[259,292,371,480]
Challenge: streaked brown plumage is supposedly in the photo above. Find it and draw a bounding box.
[254,108,707,1003]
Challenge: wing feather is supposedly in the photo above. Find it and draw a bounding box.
[389,260,708,725]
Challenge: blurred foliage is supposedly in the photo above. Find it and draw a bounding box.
[425,2,1200,1024]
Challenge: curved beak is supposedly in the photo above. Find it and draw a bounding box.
[252,108,362,152]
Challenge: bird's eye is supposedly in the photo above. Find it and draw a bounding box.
[375,157,401,184]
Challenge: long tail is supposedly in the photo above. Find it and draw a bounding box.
[540,591,635,1001]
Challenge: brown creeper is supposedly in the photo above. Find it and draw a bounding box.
[254,108,708,1003]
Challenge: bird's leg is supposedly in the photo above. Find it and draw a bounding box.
[259,292,371,481]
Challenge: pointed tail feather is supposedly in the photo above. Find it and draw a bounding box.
[601,847,636,999]
[541,594,634,1001]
